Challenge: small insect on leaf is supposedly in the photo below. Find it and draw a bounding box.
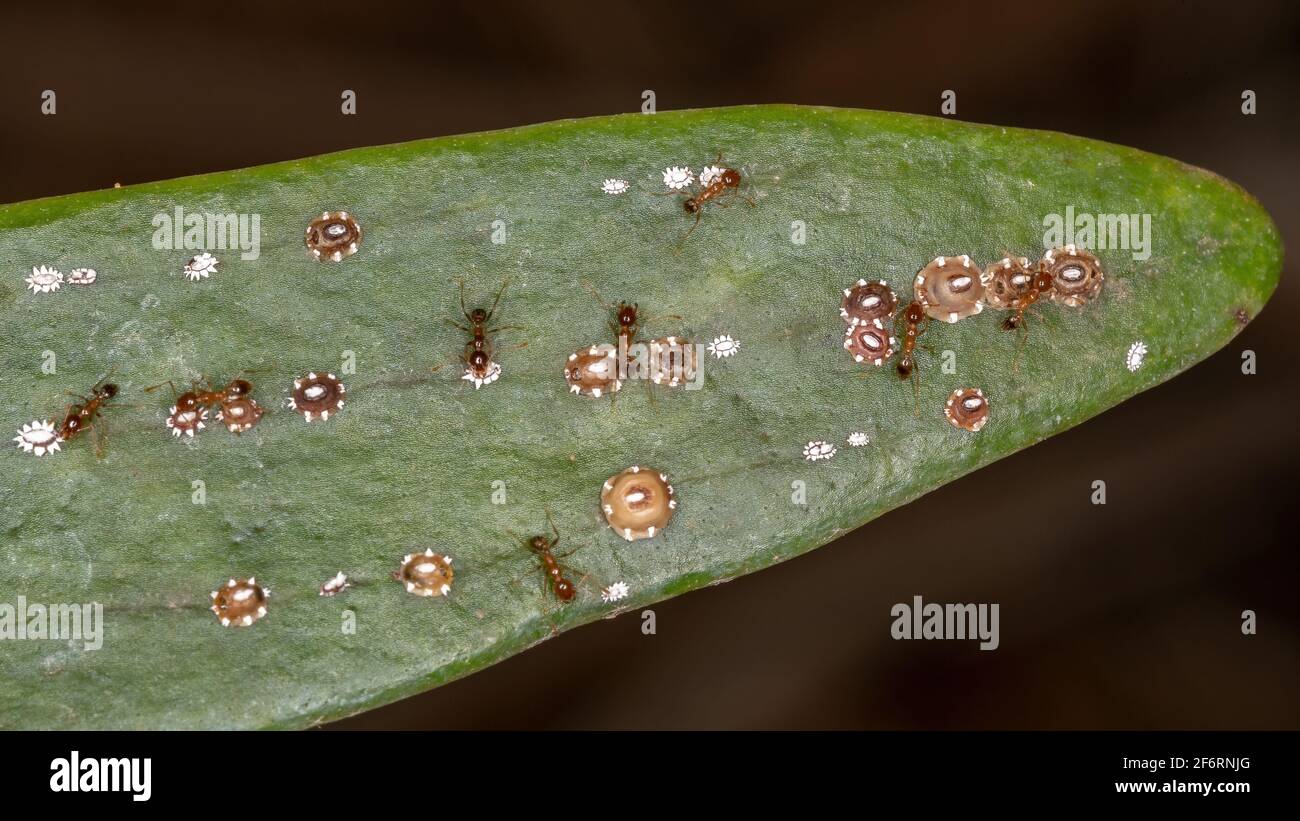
[601,466,676,542]
[306,211,363,262]
[210,578,269,628]
[289,372,346,422]
[395,550,454,598]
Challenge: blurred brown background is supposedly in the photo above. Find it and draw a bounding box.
[3,1,1295,729]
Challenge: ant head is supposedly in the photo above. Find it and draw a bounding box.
[904,302,925,324]
[469,307,488,324]
[617,303,638,328]
[100,383,119,398]
[683,198,700,214]
[227,379,253,397]
[721,169,741,186]
[528,535,549,552]
[176,392,200,412]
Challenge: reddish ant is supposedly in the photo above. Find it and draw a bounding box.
[145,372,266,435]
[662,156,755,246]
[580,283,686,396]
[512,514,587,603]
[1000,269,1055,332]
[894,301,930,415]
[58,374,120,456]
[998,267,1054,371]
[442,278,526,388]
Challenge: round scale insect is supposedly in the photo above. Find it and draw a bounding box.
[210,577,269,627]
[25,265,63,294]
[843,318,895,367]
[982,255,1037,312]
[305,211,362,262]
[914,255,985,323]
[13,419,62,456]
[564,345,622,397]
[945,387,990,432]
[1041,244,1105,307]
[394,550,455,597]
[165,406,208,438]
[601,466,676,542]
[840,279,897,325]
[217,396,265,433]
[646,335,699,387]
[288,372,345,422]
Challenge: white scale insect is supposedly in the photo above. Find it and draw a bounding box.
[803,440,837,461]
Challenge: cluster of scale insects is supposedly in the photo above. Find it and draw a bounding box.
[839,244,1105,430]
[13,184,1120,629]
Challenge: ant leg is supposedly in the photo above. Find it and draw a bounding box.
[642,313,683,326]
[447,318,473,333]
[583,280,613,310]
[676,210,703,249]
[143,380,179,397]
[544,509,561,549]
[453,277,476,324]
[911,368,921,418]
[1012,316,1030,374]
[483,276,511,324]
[485,323,526,335]
[90,419,107,459]
[571,571,594,598]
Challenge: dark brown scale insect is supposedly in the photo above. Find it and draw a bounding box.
[525,518,578,602]
[446,278,526,388]
[894,301,929,415]
[58,376,119,454]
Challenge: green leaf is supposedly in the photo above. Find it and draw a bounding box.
[0,105,1281,729]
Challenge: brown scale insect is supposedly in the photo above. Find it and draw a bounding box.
[58,375,120,455]
[894,300,930,414]
[443,278,526,389]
